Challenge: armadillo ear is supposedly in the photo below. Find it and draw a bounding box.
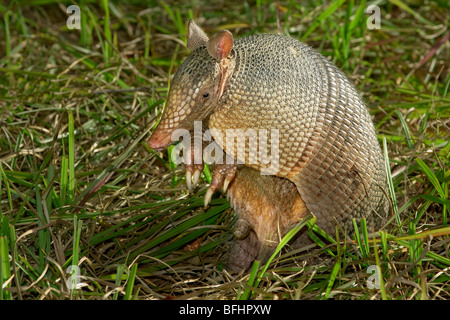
[187,20,209,52]
[207,30,234,61]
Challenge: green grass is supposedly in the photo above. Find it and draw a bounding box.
[0,0,449,300]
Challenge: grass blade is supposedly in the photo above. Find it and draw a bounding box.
[68,108,75,204]
[352,219,367,259]
[383,136,400,226]
[239,260,260,300]
[361,218,370,258]
[0,216,12,300]
[113,264,125,300]
[124,263,138,300]
[372,236,388,300]
[301,0,346,40]
[254,214,315,288]
[60,155,68,207]
[0,163,13,212]
[68,216,83,298]
[102,0,112,63]
[415,158,445,198]
[323,258,341,300]
[394,110,414,149]
[388,0,434,26]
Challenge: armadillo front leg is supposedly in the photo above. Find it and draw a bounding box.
[204,163,238,207]
[184,124,210,192]
[184,135,239,207]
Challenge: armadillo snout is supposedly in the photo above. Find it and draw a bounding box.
[147,127,173,151]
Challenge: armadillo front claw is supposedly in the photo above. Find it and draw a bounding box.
[204,164,238,208]
[204,188,214,208]
[192,168,201,189]
[186,170,192,193]
[222,178,231,193]
[185,162,204,193]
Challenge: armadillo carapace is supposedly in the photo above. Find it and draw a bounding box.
[148,20,389,269]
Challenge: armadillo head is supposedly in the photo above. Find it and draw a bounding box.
[147,20,235,151]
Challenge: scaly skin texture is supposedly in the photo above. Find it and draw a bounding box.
[210,34,388,236]
[147,21,389,271]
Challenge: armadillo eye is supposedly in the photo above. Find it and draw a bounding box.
[196,88,212,102]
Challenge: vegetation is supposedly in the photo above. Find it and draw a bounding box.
[0,0,448,300]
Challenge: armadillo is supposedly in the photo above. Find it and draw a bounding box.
[148,20,389,270]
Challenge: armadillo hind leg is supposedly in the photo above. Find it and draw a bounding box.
[226,167,309,272]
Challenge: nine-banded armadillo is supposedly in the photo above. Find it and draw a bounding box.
[148,20,389,270]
